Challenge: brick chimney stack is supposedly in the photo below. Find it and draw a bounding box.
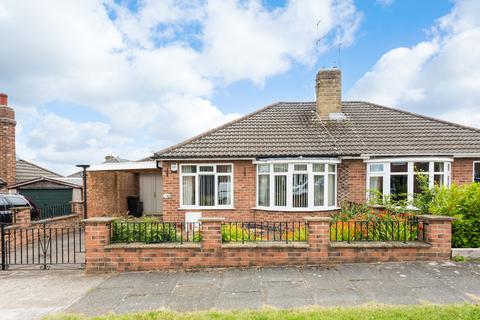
[0,93,16,187]
[315,69,342,117]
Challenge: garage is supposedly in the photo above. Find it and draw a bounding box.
[8,176,82,219]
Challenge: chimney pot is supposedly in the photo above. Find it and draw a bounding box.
[0,93,8,106]
[315,69,342,117]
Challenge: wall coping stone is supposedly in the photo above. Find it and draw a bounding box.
[83,217,116,224]
[329,241,431,249]
[198,217,225,222]
[11,206,31,211]
[105,243,201,249]
[451,248,480,259]
[32,214,80,225]
[417,215,455,222]
[223,242,309,249]
[304,217,332,222]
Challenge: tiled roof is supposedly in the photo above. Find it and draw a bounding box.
[16,159,63,183]
[154,101,480,159]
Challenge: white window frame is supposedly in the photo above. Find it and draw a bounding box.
[473,161,480,183]
[365,157,452,203]
[254,159,340,211]
[179,163,234,210]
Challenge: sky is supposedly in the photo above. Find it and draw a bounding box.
[0,0,479,175]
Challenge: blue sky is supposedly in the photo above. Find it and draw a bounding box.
[0,0,479,175]
[212,0,454,114]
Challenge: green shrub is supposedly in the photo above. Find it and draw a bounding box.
[221,223,308,242]
[111,221,178,243]
[428,183,480,248]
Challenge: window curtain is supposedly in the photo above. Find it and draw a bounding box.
[217,175,231,205]
[328,174,335,207]
[182,176,195,206]
[293,174,308,207]
[274,175,287,206]
[199,175,215,206]
[258,175,270,206]
[314,175,325,206]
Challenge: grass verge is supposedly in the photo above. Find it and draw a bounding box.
[44,304,480,320]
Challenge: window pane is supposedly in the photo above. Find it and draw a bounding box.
[217,176,231,205]
[182,165,196,173]
[199,166,214,172]
[328,164,336,173]
[328,174,336,206]
[369,164,384,173]
[274,175,287,206]
[390,175,408,201]
[199,175,215,206]
[313,164,325,172]
[391,162,408,173]
[314,175,325,206]
[475,163,480,183]
[414,175,423,196]
[182,176,195,205]
[369,176,383,202]
[434,174,444,186]
[434,162,444,172]
[258,164,270,173]
[294,164,307,171]
[414,162,429,172]
[216,165,232,173]
[293,174,308,207]
[273,164,288,173]
[258,175,270,206]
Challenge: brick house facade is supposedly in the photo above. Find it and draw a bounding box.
[153,158,478,222]
[86,69,480,221]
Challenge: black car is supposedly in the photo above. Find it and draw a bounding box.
[0,194,39,224]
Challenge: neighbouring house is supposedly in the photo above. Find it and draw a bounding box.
[87,69,480,221]
[0,93,82,209]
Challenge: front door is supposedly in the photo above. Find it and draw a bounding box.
[140,174,162,215]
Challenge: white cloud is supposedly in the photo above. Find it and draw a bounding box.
[0,0,361,174]
[348,0,480,128]
[375,0,395,7]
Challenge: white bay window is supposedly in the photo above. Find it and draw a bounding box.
[180,164,233,208]
[366,158,452,203]
[255,160,339,211]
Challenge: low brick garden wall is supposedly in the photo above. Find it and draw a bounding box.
[83,215,454,273]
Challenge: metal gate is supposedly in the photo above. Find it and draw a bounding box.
[1,222,85,270]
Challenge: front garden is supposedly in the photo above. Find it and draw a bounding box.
[337,176,480,249]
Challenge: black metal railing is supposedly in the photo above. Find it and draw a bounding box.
[110,221,201,244]
[36,204,72,220]
[221,221,308,243]
[1,222,85,270]
[330,217,424,243]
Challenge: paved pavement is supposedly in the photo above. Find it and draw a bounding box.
[1,262,480,319]
[0,270,104,320]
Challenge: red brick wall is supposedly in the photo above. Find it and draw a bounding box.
[0,97,16,187]
[84,215,453,273]
[338,159,366,204]
[452,158,479,185]
[87,171,139,217]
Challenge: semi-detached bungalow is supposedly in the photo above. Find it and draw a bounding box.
[87,69,480,221]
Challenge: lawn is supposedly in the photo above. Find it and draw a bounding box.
[45,304,480,320]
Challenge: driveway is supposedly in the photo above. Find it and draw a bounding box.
[1,262,480,319]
